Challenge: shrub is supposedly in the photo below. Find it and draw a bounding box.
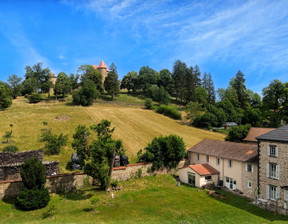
[16,188,50,211]
[193,112,218,129]
[147,85,170,104]
[2,145,19,153]
[156,105,182,120]
[137,168,142,178]
[144,98,153,109]
[90,195,100,205]
[20,158,47,189]
[40,129,68,155]
[111,180,119,188]
[29,93,41,103]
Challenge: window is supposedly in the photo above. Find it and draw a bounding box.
[267,185,279,200]
[228,160,232,168]
[216,158,220,165]
[267,163,279,179]
[246,164,253,172]
[247,181,252,188]
[206,155,209,163]
[268,145,278,157]
[197,153,199,161]
[205,176,212,180]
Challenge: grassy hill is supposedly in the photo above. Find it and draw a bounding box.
[0,96,225,172]
[0,175,287,223]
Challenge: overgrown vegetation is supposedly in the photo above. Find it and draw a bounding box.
[138,135,186,170]
[2,145,19,153]
[156,104,182,120]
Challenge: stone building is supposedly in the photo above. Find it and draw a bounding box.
[93,60,109,84]
[49,73,57,95]
[187,139,258,199]
[256,125,288,208]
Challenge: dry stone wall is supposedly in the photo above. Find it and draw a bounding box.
[0,149,43,165]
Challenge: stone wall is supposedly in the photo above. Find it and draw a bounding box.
[111,163,153,181]
[259,140,288,207]
[241,161,258,199]
[0,172,92,200]
[0,149,43,165]
[0,161,59,181]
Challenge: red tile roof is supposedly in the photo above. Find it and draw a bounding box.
[93,65,98,69]
[188,164,219,176]
[98,60,108,69]
[188,139,257,162]
[243,127,275,142]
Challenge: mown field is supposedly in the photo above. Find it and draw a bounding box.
[0,94,225,172]
[0,175,287,224]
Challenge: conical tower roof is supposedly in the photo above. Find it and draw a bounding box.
[98,60,108,70]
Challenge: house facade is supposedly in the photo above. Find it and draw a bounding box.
[256,125,288,208]
[187,139,258,199]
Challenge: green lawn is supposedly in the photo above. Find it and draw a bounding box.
[0,175,287,223]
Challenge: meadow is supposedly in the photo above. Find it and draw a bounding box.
[0,175,287,224]
[0,94,225,172]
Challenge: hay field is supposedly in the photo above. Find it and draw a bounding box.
[0,97,225,171]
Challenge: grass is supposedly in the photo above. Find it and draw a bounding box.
[0,95,225,172]
[0,175,287,223]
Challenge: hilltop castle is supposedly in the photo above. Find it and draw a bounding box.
[49,60,109,94]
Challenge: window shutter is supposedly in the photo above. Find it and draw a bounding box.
[266,185,270,199]
[267,146,270,156]
[252,165,254,173]
[276,165,280,180]
[245,164,248,171]
[266,163,270,177]
[275,147,278,157]
[284,190,288,201]
[276,187,280,200]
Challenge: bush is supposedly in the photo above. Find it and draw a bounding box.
[111,180,119,188]
[16,188,50,211]
[72,80,99,106]
[193,112,218,129]
[2,145,19,153]
[156,105,182,120]
[29,93,41,103]
[40,129,68,155]
[147,85,170,104]
[20,158,47,189]
[144,98,153,109]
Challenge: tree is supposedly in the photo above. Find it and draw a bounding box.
[69,73,80,90]
[7,74,22,99]
[54,72,72,98]
[84,120,125,190]
[230,71,247,109]
[193,112,218,129]
[138,135,186,171]
[202,72,216,104]
[191,86,207,106]
[24,62,52,93]
[225,124,251,142]
[104,70,120,100]
[20,78,38,95]
[158,69,174,95]
[3,130,13,143]
[40,129,68,155]
[120,71,138,93]
[185,102,204,123]
[138,66,159,91]
[16,158,50,211]
[0,81,12,109]
[72,79,99,106]
[147,85,170,104]
[72,125,91,167]
[172,60,188,103]
[78,65,103,92]
[246,89,262,108]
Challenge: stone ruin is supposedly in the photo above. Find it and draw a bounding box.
[70,153,130,170]
[0,149,59,181]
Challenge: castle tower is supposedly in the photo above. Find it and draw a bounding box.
[97,60,109,84]
[49,73,57,95]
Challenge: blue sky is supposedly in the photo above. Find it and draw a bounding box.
[0,0,288,94]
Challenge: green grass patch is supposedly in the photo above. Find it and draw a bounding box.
[0,175,287,223]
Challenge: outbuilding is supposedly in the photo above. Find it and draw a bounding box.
[179,163,219,188]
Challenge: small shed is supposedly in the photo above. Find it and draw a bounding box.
[179,164,219,188]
